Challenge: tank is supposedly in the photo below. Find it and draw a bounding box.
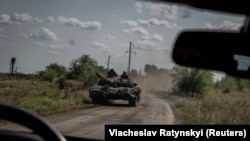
[89,73,142,107]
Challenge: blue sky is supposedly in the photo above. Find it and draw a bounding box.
[0,0,245,77]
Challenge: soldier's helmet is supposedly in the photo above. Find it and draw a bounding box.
[107,68,118,78]
[121,71,129,79]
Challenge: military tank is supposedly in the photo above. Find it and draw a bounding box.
[89,73,141,107]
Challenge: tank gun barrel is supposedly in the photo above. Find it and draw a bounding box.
[96,72,105,79]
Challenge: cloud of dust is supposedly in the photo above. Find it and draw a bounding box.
[135,72,173,93]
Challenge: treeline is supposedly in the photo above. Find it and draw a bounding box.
[0,72,38,81]
[0,54,149,89]
[170,66,250,96]
[126,65,171,79]
[3,55,249,95]
[1,54,107,90]
[38,54,107,89]
[215,75,250,93]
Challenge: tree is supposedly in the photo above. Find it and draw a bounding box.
[128,69,140,78]
[216,75,250,93]
[144,64,158,75]
[45,63,67,77]
[41,69,58,82]
[38,63,67,82]
[171,66,214,96]
[158,68,170,74]
[67,54,106,88]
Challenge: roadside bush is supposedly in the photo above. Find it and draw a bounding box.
[171,66,214,96]
[56,76,66,90]
[41,69,58,82]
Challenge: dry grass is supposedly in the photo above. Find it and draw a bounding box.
[0,80,92,116]
[172,89,250,124]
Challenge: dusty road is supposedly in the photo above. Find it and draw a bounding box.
[0,92,178,140]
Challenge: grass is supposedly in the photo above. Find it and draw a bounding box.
[169,89,250,124]
[19,97,76,114]
[3,79,250,125]
[0,80,93,117]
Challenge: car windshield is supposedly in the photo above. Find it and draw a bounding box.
[0,0,248,140]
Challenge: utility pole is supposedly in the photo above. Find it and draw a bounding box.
[105,55,112,70]
[9,57,16,80]
[126,41,136,73]
[15,66,17,79]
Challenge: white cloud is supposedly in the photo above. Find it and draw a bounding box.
[146,3,178,20]
[46,16,56,22]
[91,41,110,49]
[33,27,61,41]
[138,18,174,28]
[138,19,149,27]
[135,2,143,14]
[104,34,117,40]
[123,26,163,41]
[123,27,149,36]
[151,34,163,41]
[204,20,242,30]
[140,33,163,41]
[148,18,170,27]
[121,20,138,27]
[57,15,102,30]
[204,23,217,29]
[0,14,13,24]
[13,13,33,23]
[135,40,162,51]
[0,13,44,24]
[219,20,242,30]
[21,27,61,41]
[13,13,44,23]
[34,17,44,23]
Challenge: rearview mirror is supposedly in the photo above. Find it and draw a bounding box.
[171,30,250,78]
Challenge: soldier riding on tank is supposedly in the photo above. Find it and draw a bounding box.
[120,71,129,79]
[106,68,118,78]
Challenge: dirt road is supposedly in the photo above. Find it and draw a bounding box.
[0,92,178,140]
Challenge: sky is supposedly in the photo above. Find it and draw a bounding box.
[0,0,245,78]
